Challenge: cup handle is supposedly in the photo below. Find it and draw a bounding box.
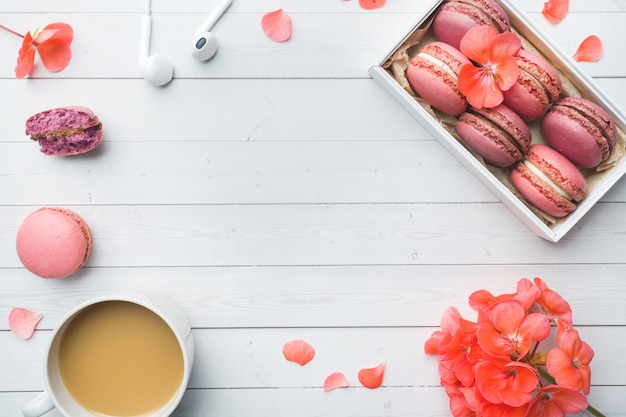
[22,391,54,417]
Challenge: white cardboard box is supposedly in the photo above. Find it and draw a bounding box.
[369,0,626,242]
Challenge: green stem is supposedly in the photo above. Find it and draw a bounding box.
[0,24,24,38]
[537,367,606,417]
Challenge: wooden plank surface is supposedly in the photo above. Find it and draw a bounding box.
[1,1,625,416]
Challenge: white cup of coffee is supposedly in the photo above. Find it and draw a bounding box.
[22,292,195,417]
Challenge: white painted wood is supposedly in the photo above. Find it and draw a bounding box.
[1,1,625,416]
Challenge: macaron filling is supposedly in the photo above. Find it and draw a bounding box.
[522,160,572,201]
[416,52,459,80]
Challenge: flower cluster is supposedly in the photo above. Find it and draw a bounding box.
[425,277,604,417]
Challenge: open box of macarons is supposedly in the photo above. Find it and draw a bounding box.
[369,0,626,242]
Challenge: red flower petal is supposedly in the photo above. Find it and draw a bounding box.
[324,372,349,392]
[573,35,603,62]
[262,9,292,42]
[36,23,74,72]
[282,339,315,365]
[542,0,569,24]
[458,64,504,109]
[9,308,43,339]
[358,360,386,389]
[359,0,386,10]
[15,31,36,79]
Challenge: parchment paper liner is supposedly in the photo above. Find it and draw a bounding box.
[382,8,626,226]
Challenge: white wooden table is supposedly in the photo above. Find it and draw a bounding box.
[1,0,625,415]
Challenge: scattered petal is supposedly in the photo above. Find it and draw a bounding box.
[282,339,315,366]
[359,0,386,9]
[324,372,349,392]
[358,360,386,389]
[262,9,292,42]
[542,0,569,24]
[9,308,43,339]
[573,35,603,62]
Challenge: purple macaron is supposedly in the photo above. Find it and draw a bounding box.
[540,97,617,168]
[25,106,103,156]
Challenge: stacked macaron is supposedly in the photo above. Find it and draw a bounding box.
[403,0,620,218]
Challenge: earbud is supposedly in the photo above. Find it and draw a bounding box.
[140,14,174,86]
[191,0,232,61]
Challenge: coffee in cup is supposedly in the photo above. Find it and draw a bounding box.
[22,293,194,417]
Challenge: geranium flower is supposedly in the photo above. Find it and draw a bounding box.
[426,307,482,386]
[8,22,73,79]
[546,327,594,394]
[477,299,551,359]
[458,25,521,109]
[527,385,588,417]
[532,277,573,329]
[426,278,605,417]
[474,358,538,407]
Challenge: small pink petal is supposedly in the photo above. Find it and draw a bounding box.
[358,360,386,389]
[282,339,315,366]
[359,0,386,10]
[573,35,603,62]
[324,372,349,392]
[9,308,43,340]
[262,9,292,42]
[542,0,569,24]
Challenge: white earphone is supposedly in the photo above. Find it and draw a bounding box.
[140,13,174,86]
[191,0,232,61]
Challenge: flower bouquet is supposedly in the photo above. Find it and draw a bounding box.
[425,277,604,417]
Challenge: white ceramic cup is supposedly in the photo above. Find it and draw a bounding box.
[22,292,195,417]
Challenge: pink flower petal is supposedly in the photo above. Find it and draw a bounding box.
[324,372,349,392]
[573,35,603,62]
[359,0,386,10]
[282,339,315,365]
[542,0,569,24]
[9,308,43,339]
[358,360,386,389]
[262,9,292,42]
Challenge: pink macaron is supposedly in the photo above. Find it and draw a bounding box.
[432,0,511,50]
[511,144,587,218]
[502,49,562,121]
[541,97,618,168]
[406,41,471,116]
[16,207,93,278]
[25,106,103,156]
[456,104,532,167]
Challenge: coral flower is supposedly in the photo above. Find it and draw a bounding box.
[477,300,551,359]
[546,327,594,394]
[458,25,521,109]
[474,359,538,407]
[14,22,73,79]
[527,385,588,417]
[533,277,572,329]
